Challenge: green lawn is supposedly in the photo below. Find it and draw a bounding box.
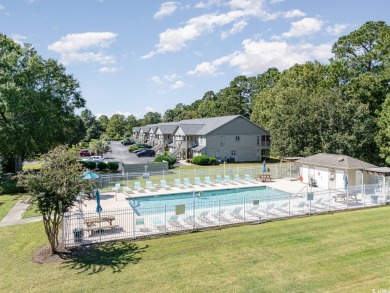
[1,207,390,292]
[0,194,28,221]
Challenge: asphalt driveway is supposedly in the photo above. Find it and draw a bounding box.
[104,141,156,164]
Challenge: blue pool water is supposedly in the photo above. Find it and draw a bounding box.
[128,186,289,216]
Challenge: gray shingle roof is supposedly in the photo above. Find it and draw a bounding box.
[158,124,178,134]
[177,124,205,135]
[297,153,376,170]
[178,115,240,135]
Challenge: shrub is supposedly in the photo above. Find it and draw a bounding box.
[192,155,216,166]
[154,155,176,168]
[85,161,97,170]
[97,161,108,170]
[0,177,25,194]
[128,145,140,152]
[107,162,119,171]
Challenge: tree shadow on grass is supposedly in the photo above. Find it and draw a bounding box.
[61,241,148,274]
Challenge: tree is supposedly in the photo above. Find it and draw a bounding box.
[0,34,85,172]
[18,145,90,254]
[89,139,110,156]
[80,109,103,141]
[97,115,109,132]
[124,114,139,137]
[142,111,162,125]
[106,114,126,139]
[376,94,390,164]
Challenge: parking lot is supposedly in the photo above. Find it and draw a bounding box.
[104,141,156,164]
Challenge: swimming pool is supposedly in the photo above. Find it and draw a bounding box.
[128,186,290,216]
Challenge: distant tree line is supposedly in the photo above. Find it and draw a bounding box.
[1,21,389,174]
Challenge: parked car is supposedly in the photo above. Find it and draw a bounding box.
[135,143,152,149]
[137,149,156,157]
[79,149,93,156]
[123,139,135,146]
[134,148,149,154]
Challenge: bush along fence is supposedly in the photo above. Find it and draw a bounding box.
[62,183,390,247]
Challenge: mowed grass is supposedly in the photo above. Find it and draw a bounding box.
[1,207,390,292]
[0,194,28,221]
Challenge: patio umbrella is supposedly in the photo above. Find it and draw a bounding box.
[262,159,267,174]
[95,190,103,213]
[343,174,348,191]
[83,170,100,180]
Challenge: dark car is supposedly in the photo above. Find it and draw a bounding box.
[123,139,135,146]
[134,148,149,154]
[123,139,135,145]
[79,149,93,156]
[135,143,152,149]
[137,149,155,157]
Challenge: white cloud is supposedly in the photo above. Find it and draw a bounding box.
[11,34,27,45]
[99,66,118,73]
[145,106,156,112]
[150,76,163,85]
[221,20,248,39]
[142,0,277,58]
[171,80,185,89]
[164,74,179,81]
[190,38,333,76]
[48,32,117,65]
[326,23,348,36]
[0,4,5,10]
[281,17,323,38]
[195,0,222,9]
[284,9,305,19]
[187,62,219,76]
[270,0,283,3]
[154,2,178,20]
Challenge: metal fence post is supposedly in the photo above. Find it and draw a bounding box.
[218,198,221,226]
[164,204,167,232]
[243,195,246,223]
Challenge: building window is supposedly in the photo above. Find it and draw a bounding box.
[221,141,224,147]
[257,136,260,146]
[231,150,236,156]
[235,136,240,141]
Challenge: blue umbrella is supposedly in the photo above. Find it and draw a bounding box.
[343,174,348,191]
[83,170,100,180]
[95,190,103,213]
[262,159,267,174]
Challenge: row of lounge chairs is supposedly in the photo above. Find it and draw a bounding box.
[138,197,348,234]
[115,174,258,194]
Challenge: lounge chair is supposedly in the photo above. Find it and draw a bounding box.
[123,186,133,195]
[230,207,244,220]
[174,178,185,188]
[112,183,121,192]
[204,176,214,185]
[152,218,167,232]
[248,203,276,217]
[160,179,170,189]
[234,174,245,184]
[167,215,185,229]
[183,215,202,227]
[183,177,193,188]
[197,211,214,225]
[145,180,157,191]
[215,175,224,184]
[134,181,144,192]
[213,209,229,221]
[224,175,235,184]
[194,177,204,186]
[244,174,256,183]
[246,205,262,217]
[274,202,289,214]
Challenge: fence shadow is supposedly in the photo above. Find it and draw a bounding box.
[61,241,148,274]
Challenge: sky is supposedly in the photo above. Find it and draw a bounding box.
[1,0,390,119]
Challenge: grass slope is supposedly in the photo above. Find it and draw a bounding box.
[0,207,390,292]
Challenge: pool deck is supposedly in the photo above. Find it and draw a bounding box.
[78,178,324,211]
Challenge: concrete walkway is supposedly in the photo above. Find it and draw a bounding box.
[0,200,41,227]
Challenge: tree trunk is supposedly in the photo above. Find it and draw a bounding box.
[14,154,23,173]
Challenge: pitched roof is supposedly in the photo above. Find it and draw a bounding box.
[178,115,240,135]
[158,124,178,134]
[297,153,376,170]
[177,124,205,135]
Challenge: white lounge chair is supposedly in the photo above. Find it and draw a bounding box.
[174,178,185,188]
[134,181,144,192]
[160,179,170,189]
[183,177,193,187]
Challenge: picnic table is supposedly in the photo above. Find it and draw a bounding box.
[84,215,116,228]
[84,215,118,235]
[255,174,272,182]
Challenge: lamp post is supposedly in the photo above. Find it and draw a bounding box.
[223,161,226,177]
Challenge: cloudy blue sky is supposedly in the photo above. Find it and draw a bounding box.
[1,0,389,118]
